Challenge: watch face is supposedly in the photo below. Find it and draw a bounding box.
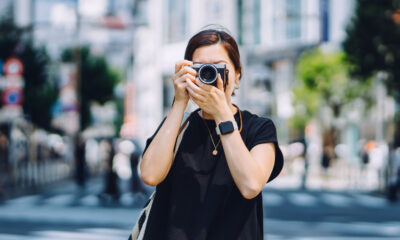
[219,121,234,134]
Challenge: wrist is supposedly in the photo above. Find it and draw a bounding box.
[172,99,188,111]
[214,108,234,125]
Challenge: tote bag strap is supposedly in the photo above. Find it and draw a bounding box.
[174,111,193,157]
[131,109,198,240]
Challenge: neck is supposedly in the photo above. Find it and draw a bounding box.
[201,102,237,120]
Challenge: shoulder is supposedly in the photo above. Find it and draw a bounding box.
[240,109,278,147]
[241,110,274,129]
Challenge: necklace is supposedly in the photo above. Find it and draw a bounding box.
[201,105,243,156]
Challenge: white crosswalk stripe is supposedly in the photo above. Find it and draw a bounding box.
[2,190,393,210]
[263,192,284,206]
[0,228,129,240]
[5,195,40,206]
[321,193,352,207]
[2,192,138,208]
[352,194,387,208]
[288,192,318,207]
[43,193,75,206]
[80,194,100,207]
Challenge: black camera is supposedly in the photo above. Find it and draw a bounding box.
[191,64,228,87]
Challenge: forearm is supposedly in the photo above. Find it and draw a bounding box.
[140,100,187,186]
[215,113,274,199]
[220,131,267,198]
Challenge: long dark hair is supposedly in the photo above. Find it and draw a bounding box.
[184,29,242,80]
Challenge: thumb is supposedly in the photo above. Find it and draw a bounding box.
[216,74,224,91]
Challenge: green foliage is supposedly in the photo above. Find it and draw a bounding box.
[291,48,371,131]
[289,84,319,131]
[62,46,121,131]
[344,0,400,146]
[0,18,58,130]
[343,0,400,94]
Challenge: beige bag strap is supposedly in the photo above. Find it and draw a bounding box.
[174,111,191,157]
[131,110,196,240]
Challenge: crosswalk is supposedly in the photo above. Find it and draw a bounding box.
[1,190,394,209]
[1,190,399,240]
[2,192,149,208]
[262,190,390,209]
[0,228,129,240]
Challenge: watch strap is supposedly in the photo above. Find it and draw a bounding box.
[216,120,238,135]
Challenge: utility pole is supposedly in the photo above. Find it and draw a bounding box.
[73,1,86,189]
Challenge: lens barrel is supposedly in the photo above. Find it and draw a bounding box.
[198,64,217,84]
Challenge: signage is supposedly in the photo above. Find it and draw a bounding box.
[2,88,23,105]
[3,57,24,76]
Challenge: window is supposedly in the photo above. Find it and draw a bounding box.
[237,0,243,45]
[253,0,261,44]
[166,0,188,42]
[285,0,301,40]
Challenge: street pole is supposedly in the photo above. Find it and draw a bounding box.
[73,1,85,189]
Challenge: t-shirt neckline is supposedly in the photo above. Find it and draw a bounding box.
[196,109,240,123]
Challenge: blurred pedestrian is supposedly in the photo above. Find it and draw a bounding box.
[388,146,400,202]
[100,138,120,201]
[128,139,147,195]
[321,145,334,171]
[0,132,8,199]
[131,27,284,240]
[75,136,87,189]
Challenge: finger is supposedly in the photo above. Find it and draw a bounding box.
[175,60,193,73]
[195,78,213,91]
[186,82,206,102]
[186,78,206,96]
[176,73,196,85]
[175,66,197,80]
[216,73,224,91]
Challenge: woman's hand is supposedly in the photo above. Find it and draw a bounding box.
[185,74,231,121]
[172,60,197,104]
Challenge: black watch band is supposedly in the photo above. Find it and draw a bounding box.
[216,121,238,135]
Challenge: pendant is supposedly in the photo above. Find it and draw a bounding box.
[212,150,218,156]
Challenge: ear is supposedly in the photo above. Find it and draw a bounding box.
[235,72,241,85]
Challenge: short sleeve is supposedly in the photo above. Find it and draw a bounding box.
[247,118,284,183]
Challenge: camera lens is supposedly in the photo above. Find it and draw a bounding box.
[198,64,217,84]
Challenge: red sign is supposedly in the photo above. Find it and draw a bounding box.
[2,88,23,105]
[3,57,24,76]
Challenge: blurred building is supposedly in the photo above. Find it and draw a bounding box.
[1,0,357,145]
[132,0,356,144]
[2,0,135,136]
[5,0,134,65]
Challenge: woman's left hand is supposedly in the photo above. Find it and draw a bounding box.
[185,74,231,121]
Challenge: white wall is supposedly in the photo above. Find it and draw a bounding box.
[329,0,355,46]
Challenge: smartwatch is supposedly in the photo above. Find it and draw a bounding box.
[216,121,238,135]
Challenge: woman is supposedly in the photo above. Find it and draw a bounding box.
[139,28,284,240]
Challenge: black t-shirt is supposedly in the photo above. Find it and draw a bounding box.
[141,109,284,240]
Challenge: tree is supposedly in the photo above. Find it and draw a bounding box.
[291,49,371,153]
[61,46,121,131]
[343,0,400,146]
[0,17,58,130]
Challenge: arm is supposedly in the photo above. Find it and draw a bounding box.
[214,113,276,199]
[140,100,187,186]
[140,60,196,186]
[186,75,277,199]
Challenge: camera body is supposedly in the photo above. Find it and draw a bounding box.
[191,63,228,87]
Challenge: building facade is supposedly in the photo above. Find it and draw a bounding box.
[132,0,356,144]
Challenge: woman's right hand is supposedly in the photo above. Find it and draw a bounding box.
[172,60,197,103]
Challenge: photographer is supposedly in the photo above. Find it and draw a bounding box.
[138,28,283,239]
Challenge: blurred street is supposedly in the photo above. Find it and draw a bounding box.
[0,177,399,240]
[0,177,145,240]
[1,0,400,239]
